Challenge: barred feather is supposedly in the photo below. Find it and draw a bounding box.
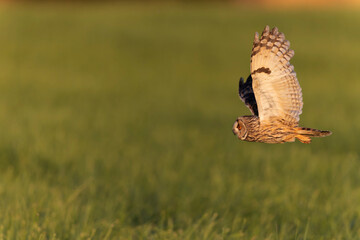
[295,127,332,137]
[250,25,303,125]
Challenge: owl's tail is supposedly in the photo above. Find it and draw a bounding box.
[295,127,332,144]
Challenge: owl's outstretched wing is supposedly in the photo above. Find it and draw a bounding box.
[250,26,303,125]
[238,75,258,116]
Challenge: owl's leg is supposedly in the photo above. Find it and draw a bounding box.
[283,135,295,143]
[296,135,311,144]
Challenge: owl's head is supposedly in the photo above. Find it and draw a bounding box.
[232,117,248,140]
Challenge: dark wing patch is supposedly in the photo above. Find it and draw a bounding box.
[239,75,258,116]
[251,67,271,75]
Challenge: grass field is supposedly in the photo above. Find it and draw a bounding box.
[0,4,358,239]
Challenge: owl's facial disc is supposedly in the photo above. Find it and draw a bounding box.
[232,118,248,140]
[232,120,240,136]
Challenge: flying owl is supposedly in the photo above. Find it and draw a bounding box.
[232,26,331,144]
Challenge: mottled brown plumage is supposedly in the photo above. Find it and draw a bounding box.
[233,26,331,144]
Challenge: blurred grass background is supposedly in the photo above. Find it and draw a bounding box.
[0,3,358,239]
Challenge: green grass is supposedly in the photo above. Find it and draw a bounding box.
[0,4,358,239]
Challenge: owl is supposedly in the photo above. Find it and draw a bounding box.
[232,26,331,144]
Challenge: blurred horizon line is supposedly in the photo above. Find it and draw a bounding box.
[0,0,358,9]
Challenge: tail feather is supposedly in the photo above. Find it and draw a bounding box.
[295,127,332,137]
[295,127,331,144]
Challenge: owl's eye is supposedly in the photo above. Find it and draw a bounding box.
[238,125,242,130]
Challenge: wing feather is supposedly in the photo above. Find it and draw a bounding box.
[250,26,303,125]
[238,75,258,116]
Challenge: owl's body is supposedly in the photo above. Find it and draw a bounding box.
[233,115,330,144]
[233,26,331,144]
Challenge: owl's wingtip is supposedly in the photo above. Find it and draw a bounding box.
[271,26,279,35]
[254,32,259,42]
[263,25,270,33]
